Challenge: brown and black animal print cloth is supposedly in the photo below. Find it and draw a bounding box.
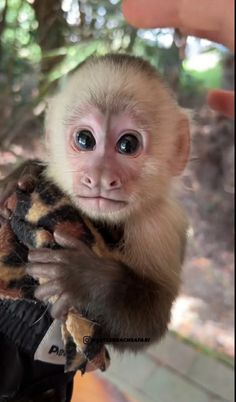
[0,175,111,373]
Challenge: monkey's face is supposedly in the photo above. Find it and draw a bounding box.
[65,107,150,222]
[46,55,190,223]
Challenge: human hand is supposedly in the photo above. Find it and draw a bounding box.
[122,0,234,118]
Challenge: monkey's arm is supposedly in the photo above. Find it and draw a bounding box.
[27,230,174,352]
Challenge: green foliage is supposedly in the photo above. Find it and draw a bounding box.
[1,0,40,64]
[0,0,226,145]
[184,64,222,89]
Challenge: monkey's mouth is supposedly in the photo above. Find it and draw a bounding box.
[76,196,128,212]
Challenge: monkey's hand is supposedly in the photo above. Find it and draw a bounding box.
[0,160,43,218]
[27,229,173,352]
[27,230,105,320]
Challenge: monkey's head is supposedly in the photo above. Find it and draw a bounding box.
[45,54,190,223]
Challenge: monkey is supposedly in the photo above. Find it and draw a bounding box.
[0,54,190,359]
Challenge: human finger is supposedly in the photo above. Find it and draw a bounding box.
[122,0,234,51]
[207,89,235,119]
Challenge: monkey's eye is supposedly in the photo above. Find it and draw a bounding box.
[116,134,141,155]
[74,130,96,151]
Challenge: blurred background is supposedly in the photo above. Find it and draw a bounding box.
[0,0,234,399]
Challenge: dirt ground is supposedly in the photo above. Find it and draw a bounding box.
[0,107,234,358]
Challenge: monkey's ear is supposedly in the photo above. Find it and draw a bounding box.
[45,131,50,149]
[44,99,53,149]
[170,112,190,176]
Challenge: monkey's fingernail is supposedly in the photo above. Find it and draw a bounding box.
[26,266,32,274]
[18,176,35,192]
[28,251,37,261]
[26,267,37,279]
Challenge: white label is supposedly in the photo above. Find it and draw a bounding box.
[34,319,66,365]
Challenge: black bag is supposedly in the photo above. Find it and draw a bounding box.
[0,299,75,402]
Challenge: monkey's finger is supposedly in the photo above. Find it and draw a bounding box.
[54,229,85,250]
[34,281,62,301]
[28,248,69,263]
[50,294,70,321]
[26,263,64,280]
[18,174,37,193]
[0,214,7,227]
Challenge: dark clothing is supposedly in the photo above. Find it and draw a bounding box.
[0,300,74,402]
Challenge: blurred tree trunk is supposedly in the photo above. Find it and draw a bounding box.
[0,0,8,61]
[33,0,67,74]
[159,42,182,92]
[221,53,234,90]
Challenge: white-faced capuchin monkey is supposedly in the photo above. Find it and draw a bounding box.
[4,54,191,353]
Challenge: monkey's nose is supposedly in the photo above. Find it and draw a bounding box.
[102,176,122,191]
[101,174,121,191]
[81,175,98,189]
[81,174,122,191]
